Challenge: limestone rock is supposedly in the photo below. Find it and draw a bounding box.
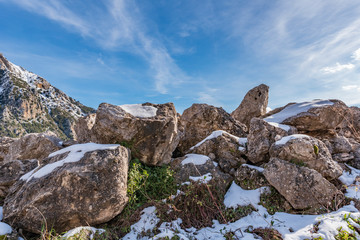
[231,84,269,127]
[269,134,342,180]
[188,130,246,174]
[4,132,62,163]
[263,158,343,210]
[265,99,348,132]
[170,154,233,190]
[0,159,37,198]
[178,103,247,154]
[82,102,180,166]
[234,164,268,190]
[247,118,296,164]
[329,136,353,154]
[3,144,129,233]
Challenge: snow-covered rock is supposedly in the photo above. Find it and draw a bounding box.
[3,143,130,233]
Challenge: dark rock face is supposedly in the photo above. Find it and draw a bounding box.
[234,164,268,190]
[3,144,129,233]
[0,159,37,198]
[263,158,343,211]
[231,84,269,127]
[178,103,247,154]
[77,102,181,166]
[0,53,93,139]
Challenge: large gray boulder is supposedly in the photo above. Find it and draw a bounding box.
[178,103,247,154]
[247,118,296,164]
[231,84,269,127]
[74,113,96,143]
[269,134,342,180]
[77,102,180,166]
[4,131,62,163]
[264,99,348,132]
[263,158,343,210]
[3,143,129,233]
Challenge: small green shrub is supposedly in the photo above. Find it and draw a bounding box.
[259,187,287,215]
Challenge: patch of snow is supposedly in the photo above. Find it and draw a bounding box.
[190,130,242,150]
[224,182,269,208]
[242,164,264,173]
[22,143,119,182]
[238,146,246,151]
[181,154,210,165]
[213,161,218,167]
[62,226,105,239]
[238,137,248,146]
[119,104,157,118]
[264,99,334,123]
[0,222,12,235]
[189,173,212,183]
[275,134,310,145]
[266,107,272,113]
[267,122,291,132]
[181,181,191,186]
[0,207,2,221]
[345,186,360,199]
[339,164,360,185]
[123,206,159,240]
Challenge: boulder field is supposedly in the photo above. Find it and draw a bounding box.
[1,84,360,239]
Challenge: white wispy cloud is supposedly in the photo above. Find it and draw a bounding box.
[342,85,360,91]
[352,48,360,61]
[321,62,355,74]
[6,0,188,94]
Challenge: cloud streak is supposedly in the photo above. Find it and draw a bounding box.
[6,0,188,94]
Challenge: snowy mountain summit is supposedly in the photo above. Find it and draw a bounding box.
[0,54,93,139]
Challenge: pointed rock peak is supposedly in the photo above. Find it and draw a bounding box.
[231,84,269,127]
[0,53,13,71]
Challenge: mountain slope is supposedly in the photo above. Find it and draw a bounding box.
[0,54,94,139]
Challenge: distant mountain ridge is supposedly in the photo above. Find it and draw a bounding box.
[0,53,94,139]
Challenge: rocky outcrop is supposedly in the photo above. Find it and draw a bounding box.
[0,159,37,198]
[265,99,348,132]
[263,158,343,210]
[188,130,246,174]
[79,102,180,166]
[4,132,62,163]
[270,135,342,180]
[3,144,129,233]
[0,53,94,139]
[247,118,296,164]
[178,104,247,154]
[231,84,269,127]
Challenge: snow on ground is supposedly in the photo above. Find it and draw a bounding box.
[123,206,159,240]
[242,164,264,172]
[275,134,311,145]
[123,181,360,240]
[20,143,119,182]
[62,226,105,239]
[0,207,2,221]
[189,173,212,184]
[224,182,269,208]
[119,104,158,118]
[264,99,334,123]
[181,154,210,165]
[267,121,291,132]
[190,130,244,150]
[0,208,12,236]
[340,164,360,199]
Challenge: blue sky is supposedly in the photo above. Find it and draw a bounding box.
[1,0,360,113]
